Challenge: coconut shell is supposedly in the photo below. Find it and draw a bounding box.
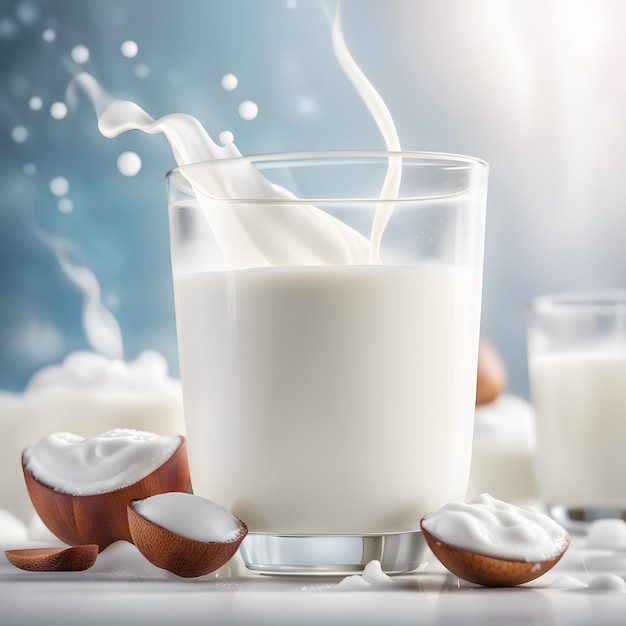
[420,521,570,587]
[127,501,247,578]
[22,437,191,552]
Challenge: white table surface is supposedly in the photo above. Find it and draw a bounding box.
[2,534,625,626]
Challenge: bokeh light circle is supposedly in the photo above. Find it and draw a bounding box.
[71,45,90,64]
[135,63,150,79]
[50,102,67,120]
[16,2,39,25]
[49,176,69,197]
[58,198,74,213]
[121,40,138,58]
[11,126,28,143]
[29,96,43,111]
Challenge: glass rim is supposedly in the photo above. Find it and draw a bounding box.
[166,150,488,204]
[166,150,489,173]
[528,291,626,315]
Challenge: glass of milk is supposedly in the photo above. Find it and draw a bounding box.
[527,292,626,531]
[167,151,488,574]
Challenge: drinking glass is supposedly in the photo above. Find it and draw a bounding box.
[167,151,488,573]
[527,292,626,531]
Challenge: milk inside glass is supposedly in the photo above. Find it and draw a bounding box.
[530,351,626,510]
[527,292,626,528]
[174,263,480,534]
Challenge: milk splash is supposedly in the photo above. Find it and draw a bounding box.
[57,254,123,359]
[72,8,401,268]
[26,216,123,360]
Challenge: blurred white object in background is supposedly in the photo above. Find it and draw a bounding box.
[468,393,539,505]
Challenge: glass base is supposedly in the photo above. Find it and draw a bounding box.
[239,530,428,576]
[548,505,626,534]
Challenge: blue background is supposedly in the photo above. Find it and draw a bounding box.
[2,0,626,397]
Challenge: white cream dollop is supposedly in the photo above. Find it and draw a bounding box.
[586,519,626,550]
[133,492,244,543]
[421,493,569,562]
[23,429,181,495]
[25,350,180,395]
[337,559,394,590]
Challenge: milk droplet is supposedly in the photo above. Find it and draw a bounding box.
[238,100,259,121]
[116,151,142,177]
[120,40,138,58]
[50,101,67,119]
[11,126,28,143]
[49,176,69,197]
[71,45,90,64]
[219,130,234,145]
[221,73,238,91]
[22,162,36,176]
[29,96,43,111]
[58,197,74,213]
[42,28,56,42]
